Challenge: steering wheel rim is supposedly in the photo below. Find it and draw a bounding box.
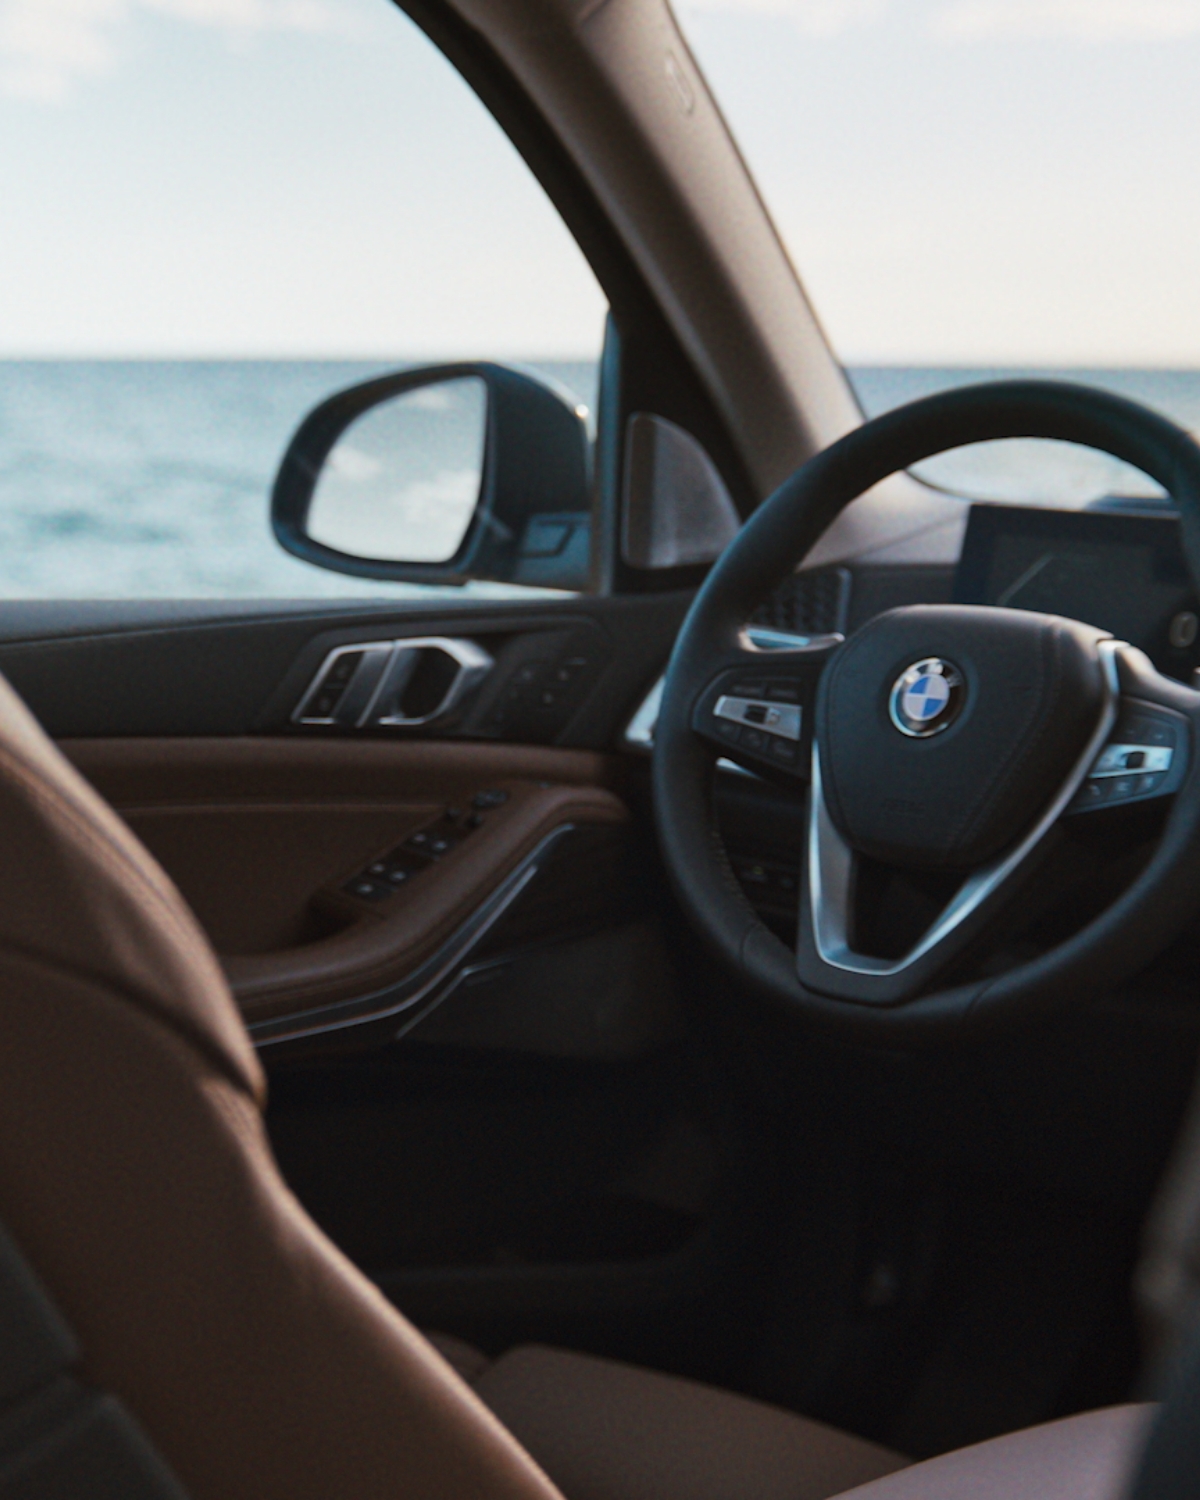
[653,380,1200,1038]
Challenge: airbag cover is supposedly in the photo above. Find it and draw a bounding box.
[816,605,1107,870]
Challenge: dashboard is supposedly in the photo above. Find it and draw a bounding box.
[955,503,1200,681]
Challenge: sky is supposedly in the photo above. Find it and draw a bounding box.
[2,0,1200,364]
[679,0,1200,365]
[0,0,609,359]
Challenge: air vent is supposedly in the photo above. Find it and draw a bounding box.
[751,567,852,638]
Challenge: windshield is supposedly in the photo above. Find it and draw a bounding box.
[675,0,1200,508]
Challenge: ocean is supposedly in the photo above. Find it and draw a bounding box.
[0,360,1193,599]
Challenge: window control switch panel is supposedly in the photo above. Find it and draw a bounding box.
[339,791,508,903]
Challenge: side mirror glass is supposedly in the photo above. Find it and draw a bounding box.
[271,363,591,590]
[307,376,487,565]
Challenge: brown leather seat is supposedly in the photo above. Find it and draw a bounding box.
[427,1336,911,1500]
[830,1404,1151,1500]
[0,670,1161,1498]
[0,676,560,1500]
[427,1336,1151,1500]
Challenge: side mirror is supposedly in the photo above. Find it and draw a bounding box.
[271,362,592,590]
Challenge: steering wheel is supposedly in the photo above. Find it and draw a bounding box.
[654,380,1200,1037]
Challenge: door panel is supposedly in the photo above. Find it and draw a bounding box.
[0,594,689,742]
[65,737,631,1046]
[53,670,736,1372]
[21,588,690,1064]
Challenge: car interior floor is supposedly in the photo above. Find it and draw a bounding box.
[264,906,1200,1465]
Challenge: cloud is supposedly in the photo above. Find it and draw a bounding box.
[674,0,886,37]
[933,0,1200,41]
[0,0,343,102]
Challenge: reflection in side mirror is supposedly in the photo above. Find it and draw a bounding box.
[308,376,487,565]
[271,362,592,591]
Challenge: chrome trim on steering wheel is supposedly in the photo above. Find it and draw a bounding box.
[807,639,1124,978]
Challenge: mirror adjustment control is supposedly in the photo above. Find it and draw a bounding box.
[479,628,607,742]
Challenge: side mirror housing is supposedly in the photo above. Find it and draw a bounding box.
[271,362,592,590]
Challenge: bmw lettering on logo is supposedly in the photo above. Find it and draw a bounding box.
[889,658,965,739]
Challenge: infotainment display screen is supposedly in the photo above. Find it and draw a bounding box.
[954,504,1200,679]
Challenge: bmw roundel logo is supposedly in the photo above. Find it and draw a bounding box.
[889,658,964,738]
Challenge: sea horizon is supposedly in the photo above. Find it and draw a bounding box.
[0,359,1193,598]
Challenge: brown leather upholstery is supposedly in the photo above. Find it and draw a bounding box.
[224,781,627,1023]
[423,1337,1156,1500]
[427,1339,910,1500]
[63,738,628,1024]
[0,675,564,1500]
[829,1404,1152,1500]
[116,800,445,955]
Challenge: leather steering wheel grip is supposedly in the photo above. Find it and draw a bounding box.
[652,380,1200,1038]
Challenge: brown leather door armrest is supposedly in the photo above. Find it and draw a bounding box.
[225,779,627,1024]
[62,738,630,1034]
